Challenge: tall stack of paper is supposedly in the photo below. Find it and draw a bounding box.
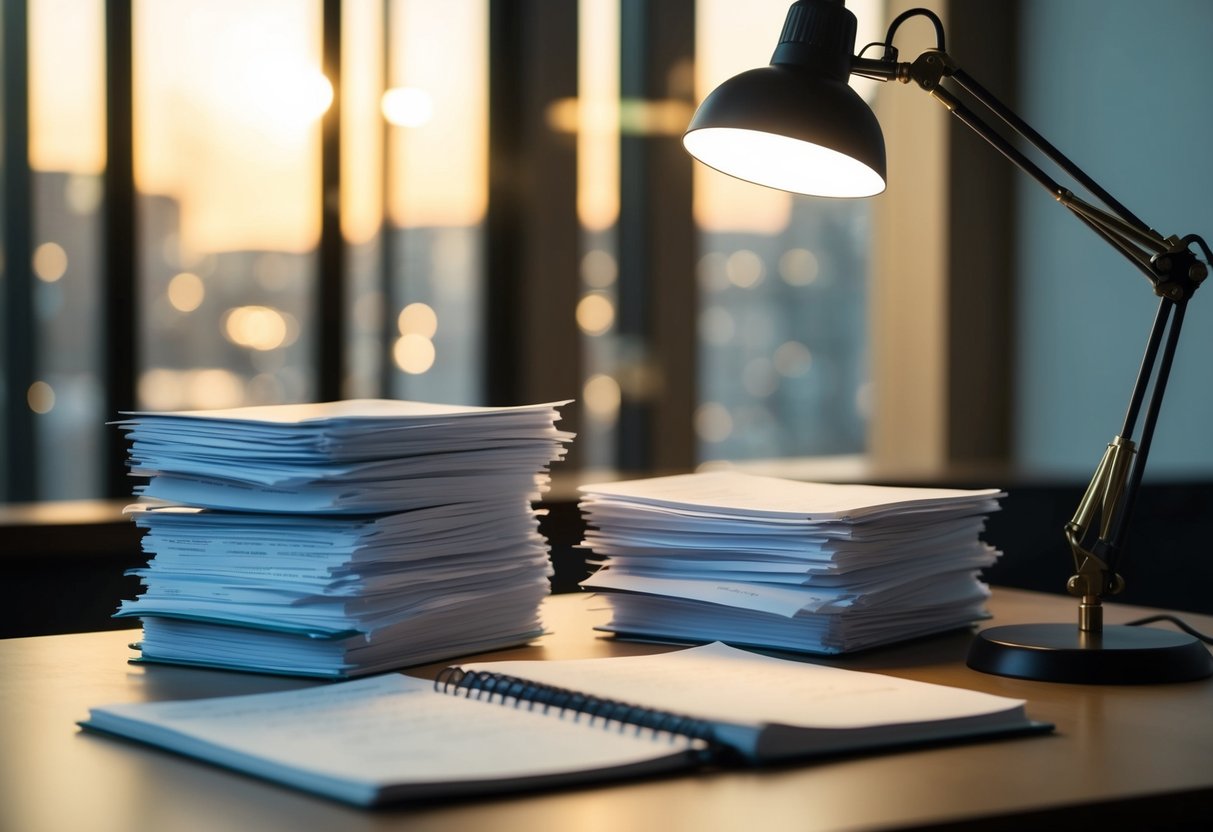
[579,471,1004,654]
[114,399,573,677]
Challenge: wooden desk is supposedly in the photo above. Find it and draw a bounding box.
[2,588,1211,832]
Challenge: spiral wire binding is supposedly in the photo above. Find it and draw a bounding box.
[435,667,721,748]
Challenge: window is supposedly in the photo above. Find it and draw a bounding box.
[2,0,887,505]
[379,0,486,406]
[135,1,324,414]
[694,0,882,463]
[23,0,107,499]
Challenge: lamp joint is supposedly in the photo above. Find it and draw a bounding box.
[907,49,955,92]
[1067,566,1125,600]
[1150,248,1205,301]
[1078,594,1104,633]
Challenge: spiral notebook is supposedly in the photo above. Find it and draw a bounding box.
[79,643,1050,807]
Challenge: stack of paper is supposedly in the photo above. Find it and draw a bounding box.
[579,471,1004,654]
[113,399,573,677]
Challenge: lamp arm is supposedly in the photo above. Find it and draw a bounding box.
[854,43,1211,631]
[852,49,1210,295]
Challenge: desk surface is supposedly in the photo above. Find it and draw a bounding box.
[3,588,1212,832]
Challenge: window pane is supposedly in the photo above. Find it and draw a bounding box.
[383,0,486,404]
[134,0,323,412]
[694,0,881,463]
[28,0,106,498]
[576,0,621,467]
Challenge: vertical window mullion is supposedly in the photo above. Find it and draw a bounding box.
[318,0,344,401]
[640,0,696,472]
[485,0,522,405]
[615,0,649,471]
[486,0,581,441]
[2,0,34,501]
[617,0,696,472]
[377,0,396,397]
[102,0,136,499]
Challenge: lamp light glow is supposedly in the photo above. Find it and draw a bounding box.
[683,0,886,198]
[684,127,884,198]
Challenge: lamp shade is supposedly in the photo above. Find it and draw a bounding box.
[683,0,887,198]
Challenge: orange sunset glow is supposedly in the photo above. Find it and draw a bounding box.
[29,0,488,259]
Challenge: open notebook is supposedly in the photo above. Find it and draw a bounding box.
[80,642,1050,806]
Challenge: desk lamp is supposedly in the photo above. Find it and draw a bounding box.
[683,0,1213,683]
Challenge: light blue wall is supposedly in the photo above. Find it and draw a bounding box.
[1014,0,1213,478]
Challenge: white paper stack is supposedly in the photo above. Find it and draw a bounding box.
[113,399,573,677]
[579,471,1004,655]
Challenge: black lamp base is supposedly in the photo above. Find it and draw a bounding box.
[967,623,1213,684]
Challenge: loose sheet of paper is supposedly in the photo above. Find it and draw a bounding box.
[580,471,1001,521]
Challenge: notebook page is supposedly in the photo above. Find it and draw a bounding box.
[82,674,695,805]
[458,642,1024,730]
